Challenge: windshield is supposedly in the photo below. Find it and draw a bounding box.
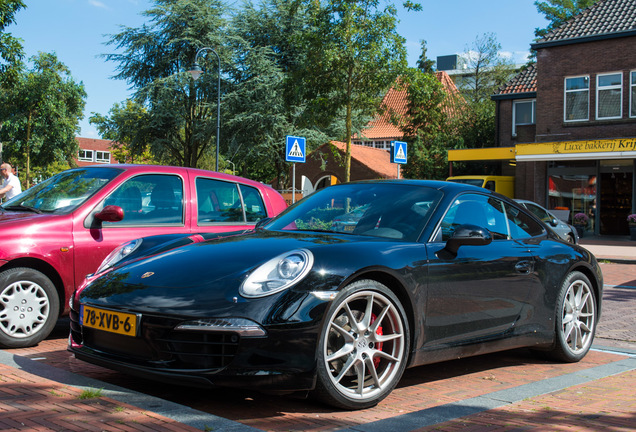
[2,167,122,213]
[266,183,442,242]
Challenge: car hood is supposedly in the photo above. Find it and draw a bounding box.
[0,210,52,224]
[78,230,385,315]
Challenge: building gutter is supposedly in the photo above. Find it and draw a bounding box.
[531,30,636,50]
[491,92,536,101]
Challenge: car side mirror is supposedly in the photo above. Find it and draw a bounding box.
[255,217,271,230]
[549,217,559,227]
[95,205,124,222]
[443,224,492,256]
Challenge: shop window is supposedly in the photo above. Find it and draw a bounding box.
[548,174,596,235]
[78,149,93,162]
[596,72,622,120]
[564,76,589,122]
[630,71,636,118]
[512,99,535,136]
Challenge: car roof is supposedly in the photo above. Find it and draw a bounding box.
[343,178,493,194]
[75,164,274,190]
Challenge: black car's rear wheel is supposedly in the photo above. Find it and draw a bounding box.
[0,268,59,348]
[314,280,409,410]
[547,271,597,362]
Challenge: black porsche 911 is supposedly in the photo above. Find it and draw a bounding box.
[69,180,602,410]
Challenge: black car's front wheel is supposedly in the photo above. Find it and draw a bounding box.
[548,271,597,362]
[0,268,60,349]
[314,280,410,410]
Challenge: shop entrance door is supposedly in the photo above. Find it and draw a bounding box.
[600,170,633,236]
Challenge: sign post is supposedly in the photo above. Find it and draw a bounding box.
[286,135,306,203]
[390,141,408,179]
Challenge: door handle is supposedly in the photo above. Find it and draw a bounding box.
[515,260,532,274]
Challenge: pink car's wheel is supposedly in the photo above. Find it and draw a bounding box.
[0,268,59,348]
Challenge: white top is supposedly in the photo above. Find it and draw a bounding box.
[3,173,22,200]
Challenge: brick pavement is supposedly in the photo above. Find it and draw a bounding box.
[0,361,201,432]
[0,260,635,432]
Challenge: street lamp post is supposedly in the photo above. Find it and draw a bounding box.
[227,160,235,175]
[188,47,221,172]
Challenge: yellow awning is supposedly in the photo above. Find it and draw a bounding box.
[448,139,636,162]
[448,147,515,162]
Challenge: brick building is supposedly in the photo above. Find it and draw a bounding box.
[451,0,636,236]
[75,137,121,166]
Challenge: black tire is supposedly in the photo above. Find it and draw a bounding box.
[546,271,597,362]
[0,268,60,348]
[313,280,410,410]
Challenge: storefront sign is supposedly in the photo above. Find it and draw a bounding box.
[517,138,636,159]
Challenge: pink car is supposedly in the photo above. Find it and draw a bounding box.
[0,164,287,348]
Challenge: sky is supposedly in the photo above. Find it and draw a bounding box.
[10,0,548,139]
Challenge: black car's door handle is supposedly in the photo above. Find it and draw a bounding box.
[515,260,533,274]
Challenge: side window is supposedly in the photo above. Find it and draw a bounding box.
[103,174,184,226]
[440,194,509,241]
[525,203,551,222]
[239,184,267,222]
[503,202,544,239]
[196,178,244,224]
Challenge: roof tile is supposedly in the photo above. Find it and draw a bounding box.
[538,0,636,44]
[357,71,461,140]
[497,64,537,95]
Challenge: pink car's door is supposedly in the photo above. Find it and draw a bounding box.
[72,172,191,283]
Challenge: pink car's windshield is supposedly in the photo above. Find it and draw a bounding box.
[2,167,121,214]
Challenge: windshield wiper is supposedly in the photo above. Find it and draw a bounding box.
[3,204,43,214]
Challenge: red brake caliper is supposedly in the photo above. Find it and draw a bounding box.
[370,313,383,368]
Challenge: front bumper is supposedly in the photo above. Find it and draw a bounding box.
[68,299,326,392]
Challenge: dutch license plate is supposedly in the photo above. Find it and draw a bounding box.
[81,305,139,337]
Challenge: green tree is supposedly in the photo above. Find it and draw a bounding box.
[0,52,86,186]
[398,70,462,180]
[307,0,412,182]
[534,0,599,39]
[89,100,156,164]
[416,40,435,74]
[459,33,515,105]
[0,0,25,84]
[103,0,227,168]
[223,0,328,187]
[454,33,515,150]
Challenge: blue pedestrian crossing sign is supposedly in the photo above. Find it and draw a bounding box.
[391,141,407,164]
[286,135,306,163]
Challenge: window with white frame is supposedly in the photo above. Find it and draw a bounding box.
[78,149,94,162]
[513,99,535,136]
[630,71,636,118]
[564,76,589,122]
[597,72,622,120]
[95,151,111,163]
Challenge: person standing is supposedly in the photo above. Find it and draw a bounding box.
[0,163,22,201]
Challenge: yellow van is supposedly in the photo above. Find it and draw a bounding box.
[446,175,515,198]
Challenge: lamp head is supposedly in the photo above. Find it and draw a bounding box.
[188,64,204,81]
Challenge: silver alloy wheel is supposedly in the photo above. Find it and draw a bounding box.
[0,280,50,338]
[323,289,406,402]
[560,278,595,354]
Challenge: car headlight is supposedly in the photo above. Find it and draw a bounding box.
[96,238,143,274]
[240,249,314,298]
